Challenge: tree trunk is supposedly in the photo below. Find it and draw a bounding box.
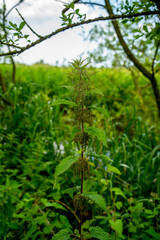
[105,0,160,117]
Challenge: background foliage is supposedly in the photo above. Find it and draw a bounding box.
[0,63,160,239]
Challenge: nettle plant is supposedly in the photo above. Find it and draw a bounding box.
[52,59,123,240]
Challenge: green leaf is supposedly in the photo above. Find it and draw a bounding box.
[92,106,109,118]
[82,192,108,212]
[145,228,160,239]
[52,229,69,240]
[24,34,29,39]
[111,188,126,199]
[52,99,77,107]
[122,19,128,24]
[82,219,95,230]
[75,9,80,14]
[9,21,17,30]
[63,187,78,198]
[55,155,78,178]
[89,226,111,240]
[86,127,107,146]
[100,179,108,186]
[70,2,74,9]
[71,127,79,138]
[87,88,104,96]
[115,201,123,210]
[19,21,25,31]
[109,219,124,239]
[60,85,73,90]
[107,164,121,175]
[43,225,53,234]
[25,225,37,239]
[145,209,153,215]
[119,163,130,169]
[143,25,148,33]
[99,155,113,164]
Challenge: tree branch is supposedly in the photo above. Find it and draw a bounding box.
[16,8,42,38]
[80,1,105,8]
[62,0,105,14]
[0,41,23,50]
[0,10,159,57]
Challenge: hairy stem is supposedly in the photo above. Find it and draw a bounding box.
[80,103,84,237]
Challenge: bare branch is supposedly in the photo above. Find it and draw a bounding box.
[152,41,160,74]
[0,10,159,57]
[79,2,105,8]
[16,8,42,38]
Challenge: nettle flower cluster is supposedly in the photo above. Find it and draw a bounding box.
[71,59,92,178]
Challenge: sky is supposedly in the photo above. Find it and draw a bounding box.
[3,0,106,66]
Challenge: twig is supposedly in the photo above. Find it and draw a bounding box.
[79,2,105,8]
[0,41,23,50]
[62,0,105,14]
[0,10,159,57]
[2,0,16,83]
[49,199,80,223]
[16,8,42,38]
[152,40,160,74]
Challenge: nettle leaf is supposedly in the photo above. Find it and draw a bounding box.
[109,219,124,239]
[89,226,111,240]
[115,201,123,210]
[82,219,95,230]
[111,188,126,199]
[71,127,79,138]
[87,88,104,96]
[99,155,113,164]
[145,228,160,239]
[100,179,108,186]
[82,192,108,212]
[60,85,73,90]
[92,106,109,118]
[86,127,107,146]
[107,164,121,175]
[19,21,25,31]
[55,155,78,177]
[52,99,77,107]
[43,225,53,234]
[52,229,69,240]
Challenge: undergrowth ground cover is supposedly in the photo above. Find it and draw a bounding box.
[0,63,160,240]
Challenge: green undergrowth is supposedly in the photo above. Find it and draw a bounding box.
[0,63,160,239]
